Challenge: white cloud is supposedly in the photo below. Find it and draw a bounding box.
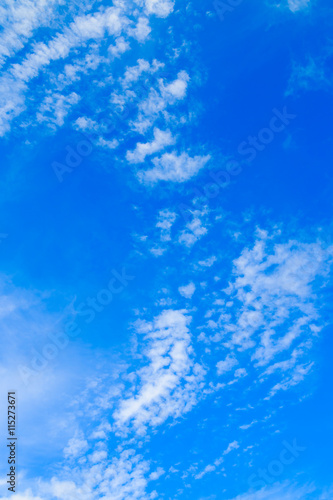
[226,482,316,500]
[179,282,196,299]
[161,70,189,99]
[216,355,238,375]
[195,464,217,480]
[145,0,175,18]
[156,209,177,242]
[89,449,108,463]
[36,92,80,128]
[288,0,310,12]
[267,361,314,397]
[223,440,239,455]
[149,467,165,480]
[96,137,119,149]
[228,236,332,362]
[130,16,151,42]
[63,430,89,459]
[122,59,163,87]
[149,246,167,257]
[0,361,158,499]
[201,230,333,398]
[0,5,129,135]
[40,448,153,500]
[0,1,176,137]
[113,309,205,435]
[108,36,130,58]
[0,0,62,69]
[286,56,331,96]
[123,59,150,85]
[10,8,122,82]
[239,420,257,430]
[139,151,210,183]
[198,256,217,268]
[178,208,210,247]
[74,116,99,131]
[130,71,190,134]
[0,276,122,480]
[234,367,247,379]
[126,128,175,164]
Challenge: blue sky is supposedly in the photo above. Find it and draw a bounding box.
[0,0,333,498]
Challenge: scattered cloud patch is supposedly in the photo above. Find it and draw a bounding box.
[113,309,205,435]
[156,209,177,242]
[227,481,316,500]
[286,55,332,96]
[126,128,175,164]
[223,440,239,455]
[216,355,238,375]
[145,0,175,18]
[179,282,196,299]
[139,151,210,184]
[178,207,210,247]
[288,0,310,12]
[198,256,217,268]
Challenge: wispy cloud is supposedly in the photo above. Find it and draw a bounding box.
[288,0,311,12]
[126,128,175,164]
[226,481,316,500]
[113,309,205,435]
[139,151,210,184]
[145,0,175,18]
[198,228,333,399]
[286,53,333,96]
[179,282,196,299]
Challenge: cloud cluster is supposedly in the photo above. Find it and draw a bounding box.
[0,0,176,137]
[139,151,210,184]
[287,0,310,12]
[200,229,333,398]
[113,309,205,435]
